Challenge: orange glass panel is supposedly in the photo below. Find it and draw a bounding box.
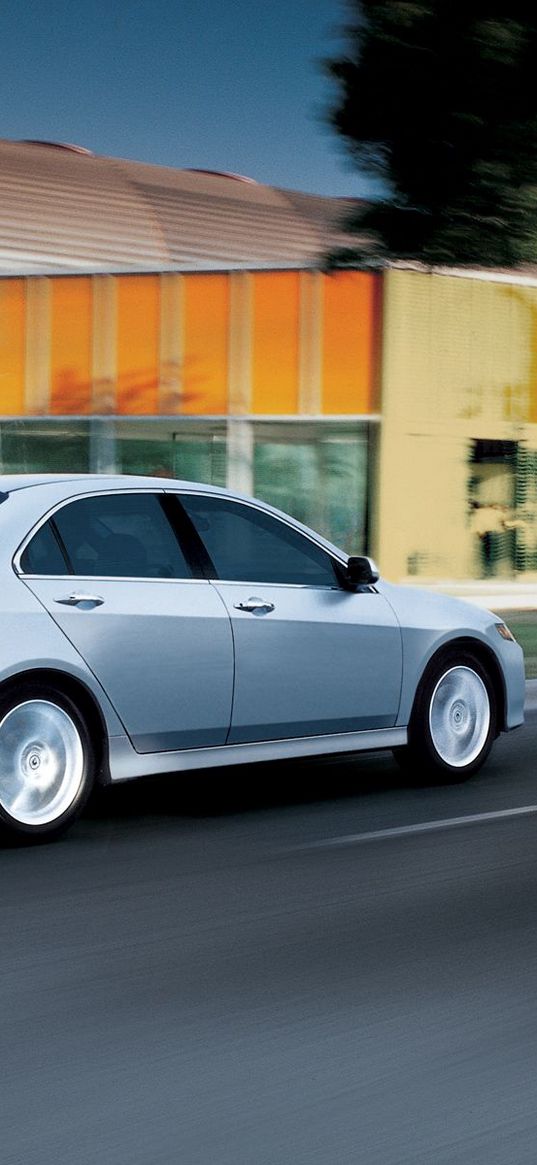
[252,273,299,414]
[0,280,25,415]
[50,277,92,414]
[183,275,229,414]
[117,276,160,415]
[322,273,380,414]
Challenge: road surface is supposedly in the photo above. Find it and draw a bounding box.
[2,707,537,1163]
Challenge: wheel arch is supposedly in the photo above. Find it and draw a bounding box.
[413,637,506,735]
[0,668,110,784]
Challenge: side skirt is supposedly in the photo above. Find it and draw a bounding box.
[108,726,408,783]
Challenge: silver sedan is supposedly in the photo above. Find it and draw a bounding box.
[0,473,525,843]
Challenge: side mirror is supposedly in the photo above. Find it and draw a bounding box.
[344,555,380,588]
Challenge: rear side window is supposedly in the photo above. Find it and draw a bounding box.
[22,493,193,579]
[20,521,68,575]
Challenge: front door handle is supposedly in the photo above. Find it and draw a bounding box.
[54,593,105,608]
[233,596,275,614]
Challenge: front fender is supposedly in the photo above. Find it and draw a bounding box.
[377,582,525,730]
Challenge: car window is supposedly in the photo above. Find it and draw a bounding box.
[180,494,339,586]
[20,519,69,575]
[28,493,193,579]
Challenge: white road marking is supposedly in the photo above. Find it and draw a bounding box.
[300,803,537,849]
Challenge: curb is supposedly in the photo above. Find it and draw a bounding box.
[525,679,537,713]
[415,582,537,612]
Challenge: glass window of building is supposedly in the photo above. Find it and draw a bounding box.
[252,422,371,553]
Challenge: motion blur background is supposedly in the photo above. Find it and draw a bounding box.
[3,140,537,586]
[1,0,537,589]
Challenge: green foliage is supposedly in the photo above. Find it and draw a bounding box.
[326,1,537,267]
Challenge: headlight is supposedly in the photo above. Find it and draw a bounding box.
[495,622,516,643]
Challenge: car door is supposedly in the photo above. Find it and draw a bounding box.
[177,491,403,745]
[18,489,234,753]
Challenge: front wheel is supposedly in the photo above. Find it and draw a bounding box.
[0,685,95,843]
[393,651,497,783]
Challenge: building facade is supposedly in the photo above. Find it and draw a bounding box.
[1,140,537,582]
[377,268,537,583]
[0,267,380,555]
[0,138,381,559]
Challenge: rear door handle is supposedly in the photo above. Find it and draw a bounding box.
[54,593,105,608]
[233,596,275,614]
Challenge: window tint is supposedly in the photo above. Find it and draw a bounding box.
[20,520,69,575]
[52,493,193,578]
[180,494,339,586]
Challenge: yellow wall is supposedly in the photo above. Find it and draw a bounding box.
[376,269,537,580]
[0,271,380,419]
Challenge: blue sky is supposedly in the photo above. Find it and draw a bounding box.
[0,0,377,197]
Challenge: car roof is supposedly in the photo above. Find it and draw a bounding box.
[0,473,224,495]
[0,472,350,564]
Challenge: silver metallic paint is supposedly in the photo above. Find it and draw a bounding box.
[0,561,125,739]
[378,581,525,732]
[0,473,522,789]
[212,580,402,743]
[24,576,235,752]
[107,726,409,781]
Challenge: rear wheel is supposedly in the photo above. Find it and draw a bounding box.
[393,651,497,783]
[0,684,95,843]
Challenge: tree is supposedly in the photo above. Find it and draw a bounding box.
[325,1,537,267]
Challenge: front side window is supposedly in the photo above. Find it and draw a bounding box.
[180,494,339,587]
[21,493,193,579]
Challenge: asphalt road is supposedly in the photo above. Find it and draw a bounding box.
[3,711,537,1164]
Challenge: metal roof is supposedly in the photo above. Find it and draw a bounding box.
[0,140,357,276]
[0,472,349,561]
[0,472,220,492]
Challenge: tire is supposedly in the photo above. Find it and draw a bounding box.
[0,683,95,844]
[393,650,497,784]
